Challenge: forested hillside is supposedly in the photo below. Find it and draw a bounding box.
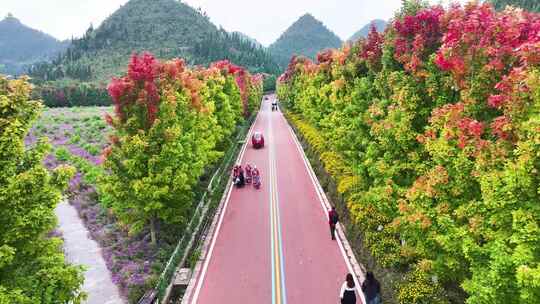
[29,0,278,82]
[232,31,264,48]
[490,0,540,12]
[268,13,342,69]
[27,0,277,107]
[192,29,279,74]
[29,0,217,84]
[278,1,540,303]
[348,19,387,42]
[0,13,68,75]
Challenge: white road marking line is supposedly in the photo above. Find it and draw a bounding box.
[190,108,262,304]
[282,113,367,304]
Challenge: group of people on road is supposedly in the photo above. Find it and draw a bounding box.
[271,99,278,111]
[232,163,261,189]
[236,95,380,303]
[330,207,382,304]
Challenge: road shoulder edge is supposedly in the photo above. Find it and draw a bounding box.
[180,111,260,304]
[281,110,368,304]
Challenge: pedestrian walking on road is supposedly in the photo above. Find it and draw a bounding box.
[361,271,381,304]
[340,273,357,304]
[328,206,339,240]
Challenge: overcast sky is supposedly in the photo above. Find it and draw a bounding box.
[1,0,469,46]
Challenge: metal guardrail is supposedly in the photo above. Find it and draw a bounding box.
[138,120,252,304]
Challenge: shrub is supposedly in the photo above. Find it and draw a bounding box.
[55,146,71,161]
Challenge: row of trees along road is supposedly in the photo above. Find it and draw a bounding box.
[0,76,86,303]
[0,53,263,302]
[278,1,540,303]
[98,54,263,245]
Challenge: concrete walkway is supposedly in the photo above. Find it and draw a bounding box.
[55,201,124,304]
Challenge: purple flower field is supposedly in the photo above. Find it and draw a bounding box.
[27,106,111,164]
[28,106,176,302]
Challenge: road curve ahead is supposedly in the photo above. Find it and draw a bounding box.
[186,95,363,304]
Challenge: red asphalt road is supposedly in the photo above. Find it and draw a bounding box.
[189,95,361,304]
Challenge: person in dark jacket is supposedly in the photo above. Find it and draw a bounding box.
[237,166,245,187]
[340,273,357,304]
[328,206,339,240]
[361,271,381,304]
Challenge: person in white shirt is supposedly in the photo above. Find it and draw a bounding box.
[340,273,357,304]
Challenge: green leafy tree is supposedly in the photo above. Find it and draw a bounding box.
[0,76,85,303]
[99,54,259,245]
[278,2,540,303]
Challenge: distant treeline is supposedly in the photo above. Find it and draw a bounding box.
[27,23,279,85]
[32,83,111,107]
[490,0,540,12]
[27,25,278,106]
[193,29,280,75]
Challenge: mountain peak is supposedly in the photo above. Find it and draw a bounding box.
[293,13,325,28]
[3,13,20,24]
[299,13,316,20]
[269,13,342,69]
[348,19,387,42]
[0,13,66,75]
[27,0,279,82]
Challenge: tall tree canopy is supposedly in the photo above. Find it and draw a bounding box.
[0,76,85,303]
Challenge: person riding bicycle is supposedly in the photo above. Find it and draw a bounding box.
[237,165,245,187]
[245,164,253,184]
[252,165,261,188]
[252,165,260,178]
[232,165,245,187]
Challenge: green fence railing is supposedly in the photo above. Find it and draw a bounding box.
[138,118,253,304]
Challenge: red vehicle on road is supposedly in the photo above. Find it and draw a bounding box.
[252,131,264,149]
